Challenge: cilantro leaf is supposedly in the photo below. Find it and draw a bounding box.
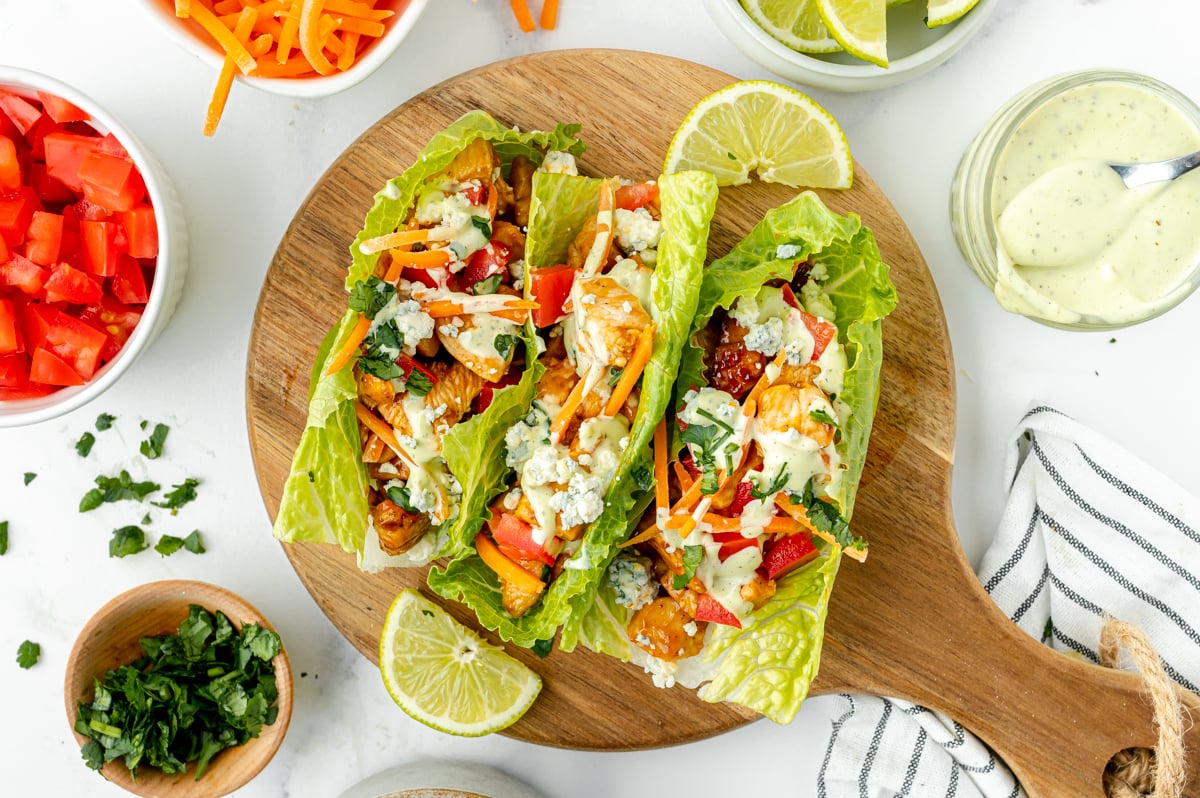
[403,370,433,397]
[531,637,554,658]
[0,521,7,556]
[183,530,205,554]
[80,471,161,512]
[469,215,492,241]
[347,275,396,320]
[109,526,149,558]
[386,485,418,512]
[751,467,789,500]
[473,273,503,296]
[606,366,623,387]
[631,464,654,492]
[16,640,40,669]
[357,351,406,381]
[75,431,96,457]
[155,535,185,556]
[673,545,704,590]
[493,333,517,358]
[152,478,200,514]
[680,423,728,495]
[800,480,862,550]
[140,423,170,459]
[95,413,116,431]
[141,513,152,525]
[23,472,36,486]
[809,407,842,442]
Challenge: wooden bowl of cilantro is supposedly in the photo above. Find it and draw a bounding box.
[64,580,293,797]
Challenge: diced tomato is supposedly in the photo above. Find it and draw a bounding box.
[0,185,40,247]
[120,204,158,259]
[695,593,742,629]
[474,369,522,414]
[615,181,659,211]
[96,133,128,159]
[490,513,555,567]
[73,197,111,221]
[800,310,837,362]
[44,262,103,305]
[763,533,819,581]
[21,303,55,352]
[458,183,484,205]
[0,135,20,190]
[80,296,141,365]
[112,255,149,305]
[728,481,755,515]
[27,162,74,205]
[78,151,144,213]
[0,298,18,354]
[24,210,62,265]
[23,115,61,160]
[42,131,100,192]
[395,353,438,385]
[0,91,42,136]
[0,352,27,387]
[528,264,579,327]
[0,252,48,295]
[0,384,56,399]
[40,310,106,380]
[402,265,440,289]
[461,240,511,289]
[29,346,84,386]
[80,219,118,276]
[35,91,89,124]
[780,283,800,309]
[718,535,759,563]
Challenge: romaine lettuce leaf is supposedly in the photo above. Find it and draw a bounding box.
[429,170,719,648]
[272,111,585,563]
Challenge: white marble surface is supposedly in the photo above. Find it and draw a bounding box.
[2,0,1199,795]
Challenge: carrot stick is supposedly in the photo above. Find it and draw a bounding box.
[354,401,399,452]
[604,323,655,416]
[214,0,242,14]
[325,0,393,19]
[774,493,812,526]
[253,53,315,76]
[204,7,257,137]
[672,461,694,494]
[323,314,371,376]
[844,545,868,563]
[335,16,384,36]
[276,0,302,63]
[765,515,805,535]
[703,513,741,532]
[188,0,259,74]
[669,479,702,516]
[653,418,668,514]
[385,248,451,267]
[421,297,538,318]
[509,0,535,31]
[476,532,545,593]
[550,372,588,443]
[358,227,437,254]
[337,30,360,70]
[539,0,559,29]
[618,524,661,549]
[298,0,338,75]
[175,0,192,18]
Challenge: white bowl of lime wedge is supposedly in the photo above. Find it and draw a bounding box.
[705,0,999,92]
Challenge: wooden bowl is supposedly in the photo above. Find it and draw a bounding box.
[64,580,293,797]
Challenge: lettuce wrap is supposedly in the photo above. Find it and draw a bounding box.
[272,111,587,570]
[575,191,898,723]
[427,169,719,647]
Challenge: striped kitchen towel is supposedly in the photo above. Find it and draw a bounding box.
[817,404,1200,797]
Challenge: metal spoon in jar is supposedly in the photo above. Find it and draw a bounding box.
[1110,149,1200,189]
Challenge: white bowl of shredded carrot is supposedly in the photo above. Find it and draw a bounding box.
[139,0,431,135]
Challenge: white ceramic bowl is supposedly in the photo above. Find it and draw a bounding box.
[704,0,999,92]
[0,66,188,428]
[138,0,430,99]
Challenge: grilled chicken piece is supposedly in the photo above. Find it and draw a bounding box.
[509,155,534,227]
[627,595,705,661]
[501,563,547,618]
[757,383,837,448]
[437,316,515,382]
[573,276,651,370]
[491,220,527,262]
[372,499,430,555]
[357,371,395,409]
[423,360,485,426]
[740,572,777,611]
[445,137,498,184]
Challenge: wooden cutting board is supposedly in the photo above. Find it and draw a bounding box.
[246,50,1200,794]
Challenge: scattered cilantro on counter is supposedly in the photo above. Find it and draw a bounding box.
[16,640,40,669]
[95,413,116,431]
[153,478,200,514]
[75,606,282,780]
[0,521,8,555]
[75,431,96,457]
[139,422,170,459]
[22,472,36,486]
[141,513,152,525]
[155,530,205,556]
[109,526,150,558]
[80,471,161,512]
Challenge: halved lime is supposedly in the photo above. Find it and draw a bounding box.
[927,0,981,27]
[740,0,843,53]
[664,80,852,189]
[815,0,888,67]
[379,589,541,736]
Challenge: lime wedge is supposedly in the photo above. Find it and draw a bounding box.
[815,0,888,67]
[379,589,541,737]
[663,80,853,189]
[927,0,980,26]
[739,0,843,53]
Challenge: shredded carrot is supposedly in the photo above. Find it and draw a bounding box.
[325,0,393,19]
[323,314,371,376]
[581,181,616,276]
[358,227,438,254]
[354,401,399,452]
[766,515,805,535]
[253,53,314,76]
[337,30,360,69]
[476,532,545,593]
[187,1,259,74]
[276,0,303,62]
[175,0,193,17]
[297,0,338,75]
[670,479,702,516]
[618,524,661,549]
[774,493,811,525]
[604,323,655,416]
[421,297,538,318]
[539,0,559,29]
[676,515,699,539]
[508,0,535,31]
[653,418,668,513]
[387,248,451,268]
[844,545,868,563]
[702,513,740,532]
[335,16,384,36]
[362,433,385,462]
[214,0,241,12]
[204,7,257,137]
[672,461,694,494]
[550,372,588,443]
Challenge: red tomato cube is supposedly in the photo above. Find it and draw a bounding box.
[29,346,84,386]
[0,252,49,295]
[24,210,63,265]
[44,262,103,305]
[79,151,144,212]
[0,185,40,247]
[36,91,89,124]
[42,131,100,192]
[0,134,20,190]
[120,204,158,259]
[80,219,119,276]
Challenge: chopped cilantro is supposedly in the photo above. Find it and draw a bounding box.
[183,530,205,554]
[140,423,170,459]
[751,467,790,500]
[75,431,96,457]
[403,370,433,397]
[531,637,554,658]
[109,526,149,558]
[0,520,7,555]
[800,480,863,551]
[469,215,492,240]
[727,151,737,160]
[155,531,205,557]
[80,471,160,512]
[679,423,731,495]
[493,333,517,358]
[607,366,623,387]
[809,407,842,442]
[421,609,434,618]
[673,545,704,590]
[95,413,116,431]
[631,464,654,492]
[22,472,35,486]
[139,420,147,430]
[347,275,396,320]
[307,471,315,483]
[386,485,418,513]
[16,640,39,669]
[141,513,152,525]
[357,351,405,381]
[473,273,503,295]
[152,478,200,514]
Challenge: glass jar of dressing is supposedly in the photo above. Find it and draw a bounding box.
[951,69,1200,330]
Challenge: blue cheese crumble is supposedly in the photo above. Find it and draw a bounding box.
[606,553,657,611]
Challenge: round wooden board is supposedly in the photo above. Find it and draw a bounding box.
[247,50,1200,790]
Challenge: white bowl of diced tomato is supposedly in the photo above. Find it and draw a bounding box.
[0,66,187,427]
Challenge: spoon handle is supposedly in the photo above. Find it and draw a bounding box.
[1115,149,1200,189]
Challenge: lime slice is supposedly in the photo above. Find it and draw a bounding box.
[739,0,843,54]
[927,0,980,26]
[815,0,888,67]
[379,589,541,736]
[664,80,853,189]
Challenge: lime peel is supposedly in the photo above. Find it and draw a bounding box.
[740,0,843,54]
[927,0,981,27]
[815,0,889,67]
